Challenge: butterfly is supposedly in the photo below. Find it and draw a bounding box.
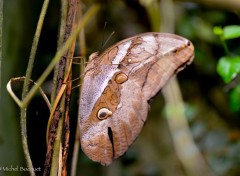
[79,32,194,165]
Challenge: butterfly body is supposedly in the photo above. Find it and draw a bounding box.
[79,32,194,165]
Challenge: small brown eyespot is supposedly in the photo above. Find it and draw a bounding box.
[97,108,113,120]
[115,73,128,84]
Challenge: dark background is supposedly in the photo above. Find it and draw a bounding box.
[1,0,240,175]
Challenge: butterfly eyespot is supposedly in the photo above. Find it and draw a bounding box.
[97,108,113,120]
[115,73,128,84]
[128,58,132,63]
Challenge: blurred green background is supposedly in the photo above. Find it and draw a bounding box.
[1,0,240,175]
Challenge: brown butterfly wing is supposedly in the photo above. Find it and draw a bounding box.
[79,33,194,165]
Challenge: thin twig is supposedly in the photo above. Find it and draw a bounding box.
[71,2,87,175]
[20,0,50,175]
[50,109,64,176]
[7,4,99,109]
[7,77,51,110]
[20,4,100,109]
[51,0,68,105]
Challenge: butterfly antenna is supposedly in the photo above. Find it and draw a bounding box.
[99,21,108,53]
[102,31,115,50]
[99,22,115,53]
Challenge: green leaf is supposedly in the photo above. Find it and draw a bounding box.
[217,56,240,83]
[213,26,223,36]
[229,86,240,112]
[223,25,240,40]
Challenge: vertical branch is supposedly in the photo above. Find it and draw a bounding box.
[61,73,71,176]
[71,2,87,175]
[49,4,68,174]
[62,0,81,172]
[160,0,213,175]
[44,0,77,175]
[44,0,93,175]
[162,79,214,175]
[142,0,214,175]
[22,0,49,100]
[51,0,68,104]
[20,0,50,175]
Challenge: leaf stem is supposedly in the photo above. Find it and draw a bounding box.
[220,36,231,57]
[20,0,50,175]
